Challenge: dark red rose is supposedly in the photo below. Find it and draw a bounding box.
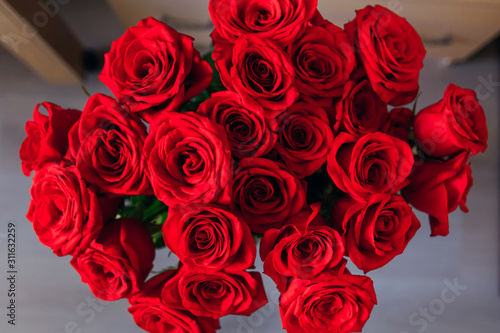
[327,132,413,202]
[197,91,277,159]
[163,205,256,272]
[19,102,80,176]
[345,5,425,105]
[128,270,220,333]
[414,84,488,157]
[209,0,318,46]
[99,17,212,123]
[260,204,344,292]
[230,158,307,233]
[68,94,152,196]
[26,164,103,257]
[144,111,232,207]
[213,34,299,117]
[332,194,420,272]
[334,80,388,136]
[382,107,414,142]
[280,269,377,333]
[275,101,334,178]
[161,266,268,319]
[290,21,355,103]
[402,152,472,236]
[71,218,155,301]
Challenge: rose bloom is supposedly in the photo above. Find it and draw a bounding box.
[209,0,318,46]
[402,152,472,236]
[260,204,344,292]
[20,102,80,176]
[144,111,232,207]
[280,268,377,333]
[213,34,299,117]
[161,266,268,319]
[334,80,388,137]
[163,205,256,272]
[68,94,152,196]
[345,5,426,106]
[99,17,212,123]
[289,20,355,103]
[26,164,103,257]
[128,270,220,333]
[197,91,277,159]
[230,158,307,233]
[414,84,488,157]
[332,194,420,272]
[275,101,334,178]
[382,107,414,143]
[71,218,155,301]
[327,132,413,202]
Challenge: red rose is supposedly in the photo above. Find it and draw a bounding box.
[71,218,155,301]
[230,158,307,233]
[161,266,268,319]
[345,5,425,105]
[414,84,488,157]
[275,101,334,178]
[402,152,472,236]
[280,269,377,333]
[290,21,355,103]
[163,205,256,272]
[213,34,299,117]
[382,107,414,142]
[197,91,277,159]
[19,102,80,176]
[99,17,212,123]
[209,0,318,46]
[260,204,344,291]
[128,270,220,333]
[334,80,388,136]
[332,194,420,272]
[327,132,413,202]
[26,164,103,256]
[68,94,152,196]
[144,111,232,207]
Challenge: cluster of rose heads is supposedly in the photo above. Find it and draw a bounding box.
[20,1,488,333]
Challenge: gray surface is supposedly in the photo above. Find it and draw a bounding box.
[0,1,499,332]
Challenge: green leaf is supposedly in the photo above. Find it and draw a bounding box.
[151,230,166,249]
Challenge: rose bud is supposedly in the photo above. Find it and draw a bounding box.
[414,84,488,157]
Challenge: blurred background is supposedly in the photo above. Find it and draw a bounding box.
[0,0,499,332]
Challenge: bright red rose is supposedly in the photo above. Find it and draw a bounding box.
[280,269,377,333]
[26,164,103,257]
[345,5,425,106]
[163,205,256,272]
[161,266,268,319]
[327,132,413,202]
[197,91,277,159]
[260,204,344,292]
[275,101,334,178]
[334,80,388,136]
[144,111,232,207]
[19,102,80,176]
[68,94,152,196]
[209,0,318,46]
[290,21,355,103]
[230,158,307,233]
[382,107,414,142]
[213,34,299,117]
[414,84,488,157]
[402,152,472,236]
[128,270,220,333]
[99,17,212,123]
[332,194,420,272]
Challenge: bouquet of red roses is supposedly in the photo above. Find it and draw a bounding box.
[19,1,488,332]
